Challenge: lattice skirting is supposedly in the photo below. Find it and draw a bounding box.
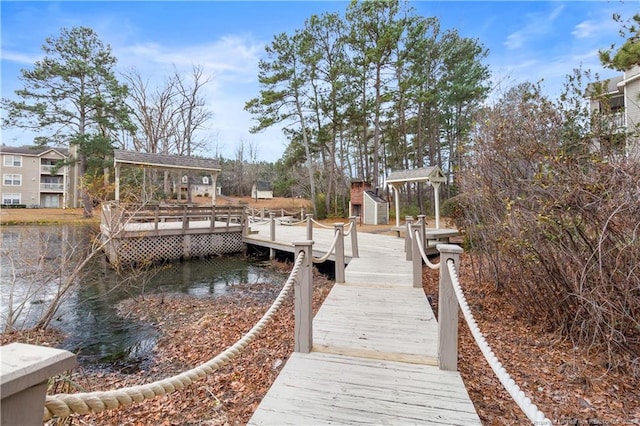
[105,231,244,266]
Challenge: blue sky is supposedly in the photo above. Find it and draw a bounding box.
[1,1,638,162]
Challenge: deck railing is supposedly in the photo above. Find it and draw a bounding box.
[408,225,552,425]
[101,203,246,236]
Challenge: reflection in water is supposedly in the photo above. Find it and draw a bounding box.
[1,225,286,372]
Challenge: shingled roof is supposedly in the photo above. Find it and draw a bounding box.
[113,149,221,172]
[385,166,446,184]
[0,145,69,157]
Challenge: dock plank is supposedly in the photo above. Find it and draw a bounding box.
[245,222,479,425]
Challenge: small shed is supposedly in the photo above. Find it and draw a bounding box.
[385,166,446,229]
[349,180,388,225]
[252,181,273,200]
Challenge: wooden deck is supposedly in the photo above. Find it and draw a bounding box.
[245,222,480,425]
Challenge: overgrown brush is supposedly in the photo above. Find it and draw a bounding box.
[456,80,640,374]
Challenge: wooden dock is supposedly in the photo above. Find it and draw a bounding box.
[245,222,480,425]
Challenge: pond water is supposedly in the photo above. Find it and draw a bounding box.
[0,224,287,372]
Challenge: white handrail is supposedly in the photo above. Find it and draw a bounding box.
[446,259,551,425]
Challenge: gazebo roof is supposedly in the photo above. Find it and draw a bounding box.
[113,149,221,172]
[385,166,446,184]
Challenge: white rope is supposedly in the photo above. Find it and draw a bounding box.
[414,229,440,270]
[312,231,340,264]
[446,259,552,425]
[309,217,334,229]
[276,218,305,226]
[406,222,413,240]
[43,251,306,421]
[248,217,270,225]
[342,222,354,236]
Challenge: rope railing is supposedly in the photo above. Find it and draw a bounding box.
[312,230,341,264]
[309,217,334,229]
[445,257,551,425]
[42,251,306,421]
[413,228,440,270]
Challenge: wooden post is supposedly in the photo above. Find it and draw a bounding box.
[293,240,314,353]
[306,214,313,240]
[1,343,76,426]
[269,212,276,260]
[417,214,427,254]
[437,244,463,371]
[349,216,359,258]
[334,223,345,284]
[411,224,423,289]
[405,216,414,260]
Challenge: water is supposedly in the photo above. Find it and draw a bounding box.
[0,224,287,371]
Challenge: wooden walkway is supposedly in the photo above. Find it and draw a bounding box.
[245,222,481,425]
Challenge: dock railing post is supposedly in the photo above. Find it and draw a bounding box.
[334,223,345,284]
[1,343,76,426]
[269,212,276,260]
[305,214,313,240]
[405,216,414,260]
[437,244,463,371]
[417,214,427,250]
[293,240,314,353]
[411,224,423,288]
[349,216,359,258]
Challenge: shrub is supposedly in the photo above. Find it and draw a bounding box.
[457,81,640,372]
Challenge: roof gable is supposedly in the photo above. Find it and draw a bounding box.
[0,145,69,157]
[385,166,446,184]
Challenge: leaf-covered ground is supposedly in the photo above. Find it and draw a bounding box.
[422,254,640,425]
[4,254,640,424]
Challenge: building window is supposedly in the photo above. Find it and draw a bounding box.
[3,174,22,186]
[2,193,21,204]
[3,155,22,167]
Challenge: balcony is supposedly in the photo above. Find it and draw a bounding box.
[40,182,64,192]
[40,164,64,174]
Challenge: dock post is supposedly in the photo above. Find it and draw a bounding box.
[349,216,359,258]
[293,240,314,353]
[269,212,276,260]
[1,343,76,426]
[411,224,423,288]
[417,214,427,250]
[405,216,414,260]
[306,214,313,240]
[334,223,345,284]
[437,244,463,371]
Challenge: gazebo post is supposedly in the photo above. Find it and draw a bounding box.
[432,181,441,229]
[391,183,401,228]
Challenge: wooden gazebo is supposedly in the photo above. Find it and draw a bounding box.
[385,166,446,229]
[113,150,221,204]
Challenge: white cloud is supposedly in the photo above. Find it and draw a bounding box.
[504,4,565,50]
[572,20,597,39]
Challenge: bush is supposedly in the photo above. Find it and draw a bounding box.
[1,204,26,209]
[458,82,640,372]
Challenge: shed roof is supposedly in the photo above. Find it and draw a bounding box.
[385,166,446,184]
[114,149,221,172]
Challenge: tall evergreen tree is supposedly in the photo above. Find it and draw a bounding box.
[2,26,133,217]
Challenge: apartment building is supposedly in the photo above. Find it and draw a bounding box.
[0,145,73,208]
[588,65,640,159]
